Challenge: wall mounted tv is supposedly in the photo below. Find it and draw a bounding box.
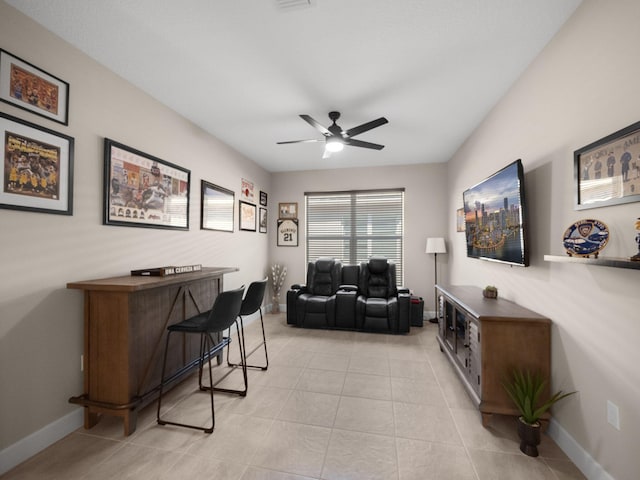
[463,159,529,267]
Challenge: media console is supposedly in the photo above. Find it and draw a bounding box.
[436,285,551,426]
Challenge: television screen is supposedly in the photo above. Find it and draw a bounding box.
[463,159,529,266]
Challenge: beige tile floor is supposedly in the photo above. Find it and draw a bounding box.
[3,314,586,480]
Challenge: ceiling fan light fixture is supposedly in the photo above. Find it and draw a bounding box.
[325,138,344,152]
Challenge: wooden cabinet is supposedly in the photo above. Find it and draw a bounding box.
[67,267,237,435]
[436,285,551,426]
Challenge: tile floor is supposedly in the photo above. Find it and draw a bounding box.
[2,314,586,480]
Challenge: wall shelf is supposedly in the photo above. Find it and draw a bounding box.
[544,254,640,270]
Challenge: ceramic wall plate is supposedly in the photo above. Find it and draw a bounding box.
[563,219,609,257]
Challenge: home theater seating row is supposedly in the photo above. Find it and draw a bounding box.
[286,257,411,334]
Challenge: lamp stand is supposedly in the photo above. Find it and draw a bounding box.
[428,252,439,323]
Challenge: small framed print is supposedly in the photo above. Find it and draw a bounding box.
[260,190,267,206]
[0,49,70,125]
[277,218,298,246]
[239,200,256,231]
[259,207,267,233]
[0,112,74,215]
[241,178,254,202]
[279,202,297,219]
[201,180,234,232]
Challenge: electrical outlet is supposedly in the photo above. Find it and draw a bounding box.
[80,354,84,372]
[607,400,620,430]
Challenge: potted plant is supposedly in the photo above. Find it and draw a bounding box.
[483,285,498,298]
[502,370,576,457]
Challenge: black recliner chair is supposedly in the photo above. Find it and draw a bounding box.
[356,257,411,333]
[287,258,343,328]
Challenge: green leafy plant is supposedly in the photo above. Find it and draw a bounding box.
[502,370,576,425]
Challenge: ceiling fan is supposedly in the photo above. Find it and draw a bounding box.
[277,111,388,158]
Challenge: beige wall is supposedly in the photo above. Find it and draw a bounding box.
[447,1,640,479]
[0,2,270,454]
[269,163,449,309]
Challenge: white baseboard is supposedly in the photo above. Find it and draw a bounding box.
[547,418,615,480]
[0,408,83,475]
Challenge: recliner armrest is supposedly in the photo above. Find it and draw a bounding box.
[290,284,306,291]
[338,284,358,293]
[397,287,410,295]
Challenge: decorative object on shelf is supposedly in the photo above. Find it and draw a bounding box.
[482,285,498,299]
[574,119,640,210]
[103,138,190,230]
[270,263,287,314]
[241,178,254,201]
[562,219,609,258]
[278,202,297,219]
[131,264,202,276]
[260,190,267,206]
[201,180,234,232]
[632,217,640,261]
[259,207,267,233]
[277,218,298,246]
[0,49,70,125]
[239,200,256,231]
[426,237,447,323]
[0,111,74,215]
[502,370,576,457]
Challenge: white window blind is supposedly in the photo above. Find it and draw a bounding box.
[305,189,404,284]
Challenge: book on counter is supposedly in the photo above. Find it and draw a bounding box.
[131,264,202,277]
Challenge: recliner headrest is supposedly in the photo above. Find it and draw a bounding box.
[368,257,388,274]
[315,258,336,273]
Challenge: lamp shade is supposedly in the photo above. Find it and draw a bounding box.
[426,237,447,254]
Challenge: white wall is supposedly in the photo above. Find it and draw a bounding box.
[447,1,640,479]
[0,1,270,461]
[269,163,448,311]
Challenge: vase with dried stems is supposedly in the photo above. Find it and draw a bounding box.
[270,264,287,314]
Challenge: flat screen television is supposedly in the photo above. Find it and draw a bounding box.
[463,159,529,267]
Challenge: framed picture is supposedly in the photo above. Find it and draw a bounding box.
[239,200,256,231]
[279,202,298,219]
[456,208,465,232]
[103,138,190,230]
[0,111,74,215]
[575,120,640,210]
[0,49,70,125]
[241,178,254,202]
[259,207,267,233]
[201,180,234,232]
[277,218,298,246]
[260,190,268,206]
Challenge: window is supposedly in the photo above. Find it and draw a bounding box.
[305,189,404,284]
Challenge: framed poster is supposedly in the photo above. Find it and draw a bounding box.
[0,49,70,125]
[0,111,74,215]
[241,178,254,201]
[260,190,268,206]
[279,202,298,219]
[277,218,298,246]
[103,138,190,230]
[259,207,267,233]
[575,120,640,210]
[201,180,234,232]
[239,200,256,231]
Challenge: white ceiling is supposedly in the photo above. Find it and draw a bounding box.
[6,0,582,172]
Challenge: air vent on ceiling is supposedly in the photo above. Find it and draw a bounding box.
[275,0,312,10]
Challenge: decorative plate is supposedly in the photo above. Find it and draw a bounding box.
[563,219,609,257]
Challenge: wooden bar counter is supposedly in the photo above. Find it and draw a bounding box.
[67,267,238,435]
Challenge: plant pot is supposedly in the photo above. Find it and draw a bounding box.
[483,289,497,299]
[517,417,541,457]
[272,297,280,314]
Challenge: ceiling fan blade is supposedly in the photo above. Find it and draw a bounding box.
[300,115,331,136]
[345,117,388,138]
[322,148,332,159]
[277,139,322,145]
[346,139,385,150]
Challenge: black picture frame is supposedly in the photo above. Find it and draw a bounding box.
[259,207,267,233]
[0,111,74,215]
[260,190,267,206]
[103,138,190,230]
[239,200,256,231]
[575,120,640,210]
[201,180,234,232]
[0,49,70,125]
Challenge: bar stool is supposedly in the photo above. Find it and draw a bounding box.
[227,278,269,370]
[156,285,246,433]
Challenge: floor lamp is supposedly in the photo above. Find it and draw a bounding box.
[426,237,447,323]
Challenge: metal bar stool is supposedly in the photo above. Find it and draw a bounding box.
[227,278,269,370]
[156,285,246,434]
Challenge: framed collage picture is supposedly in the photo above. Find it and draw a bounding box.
[103,138,190,230]
[0,112,74,215]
